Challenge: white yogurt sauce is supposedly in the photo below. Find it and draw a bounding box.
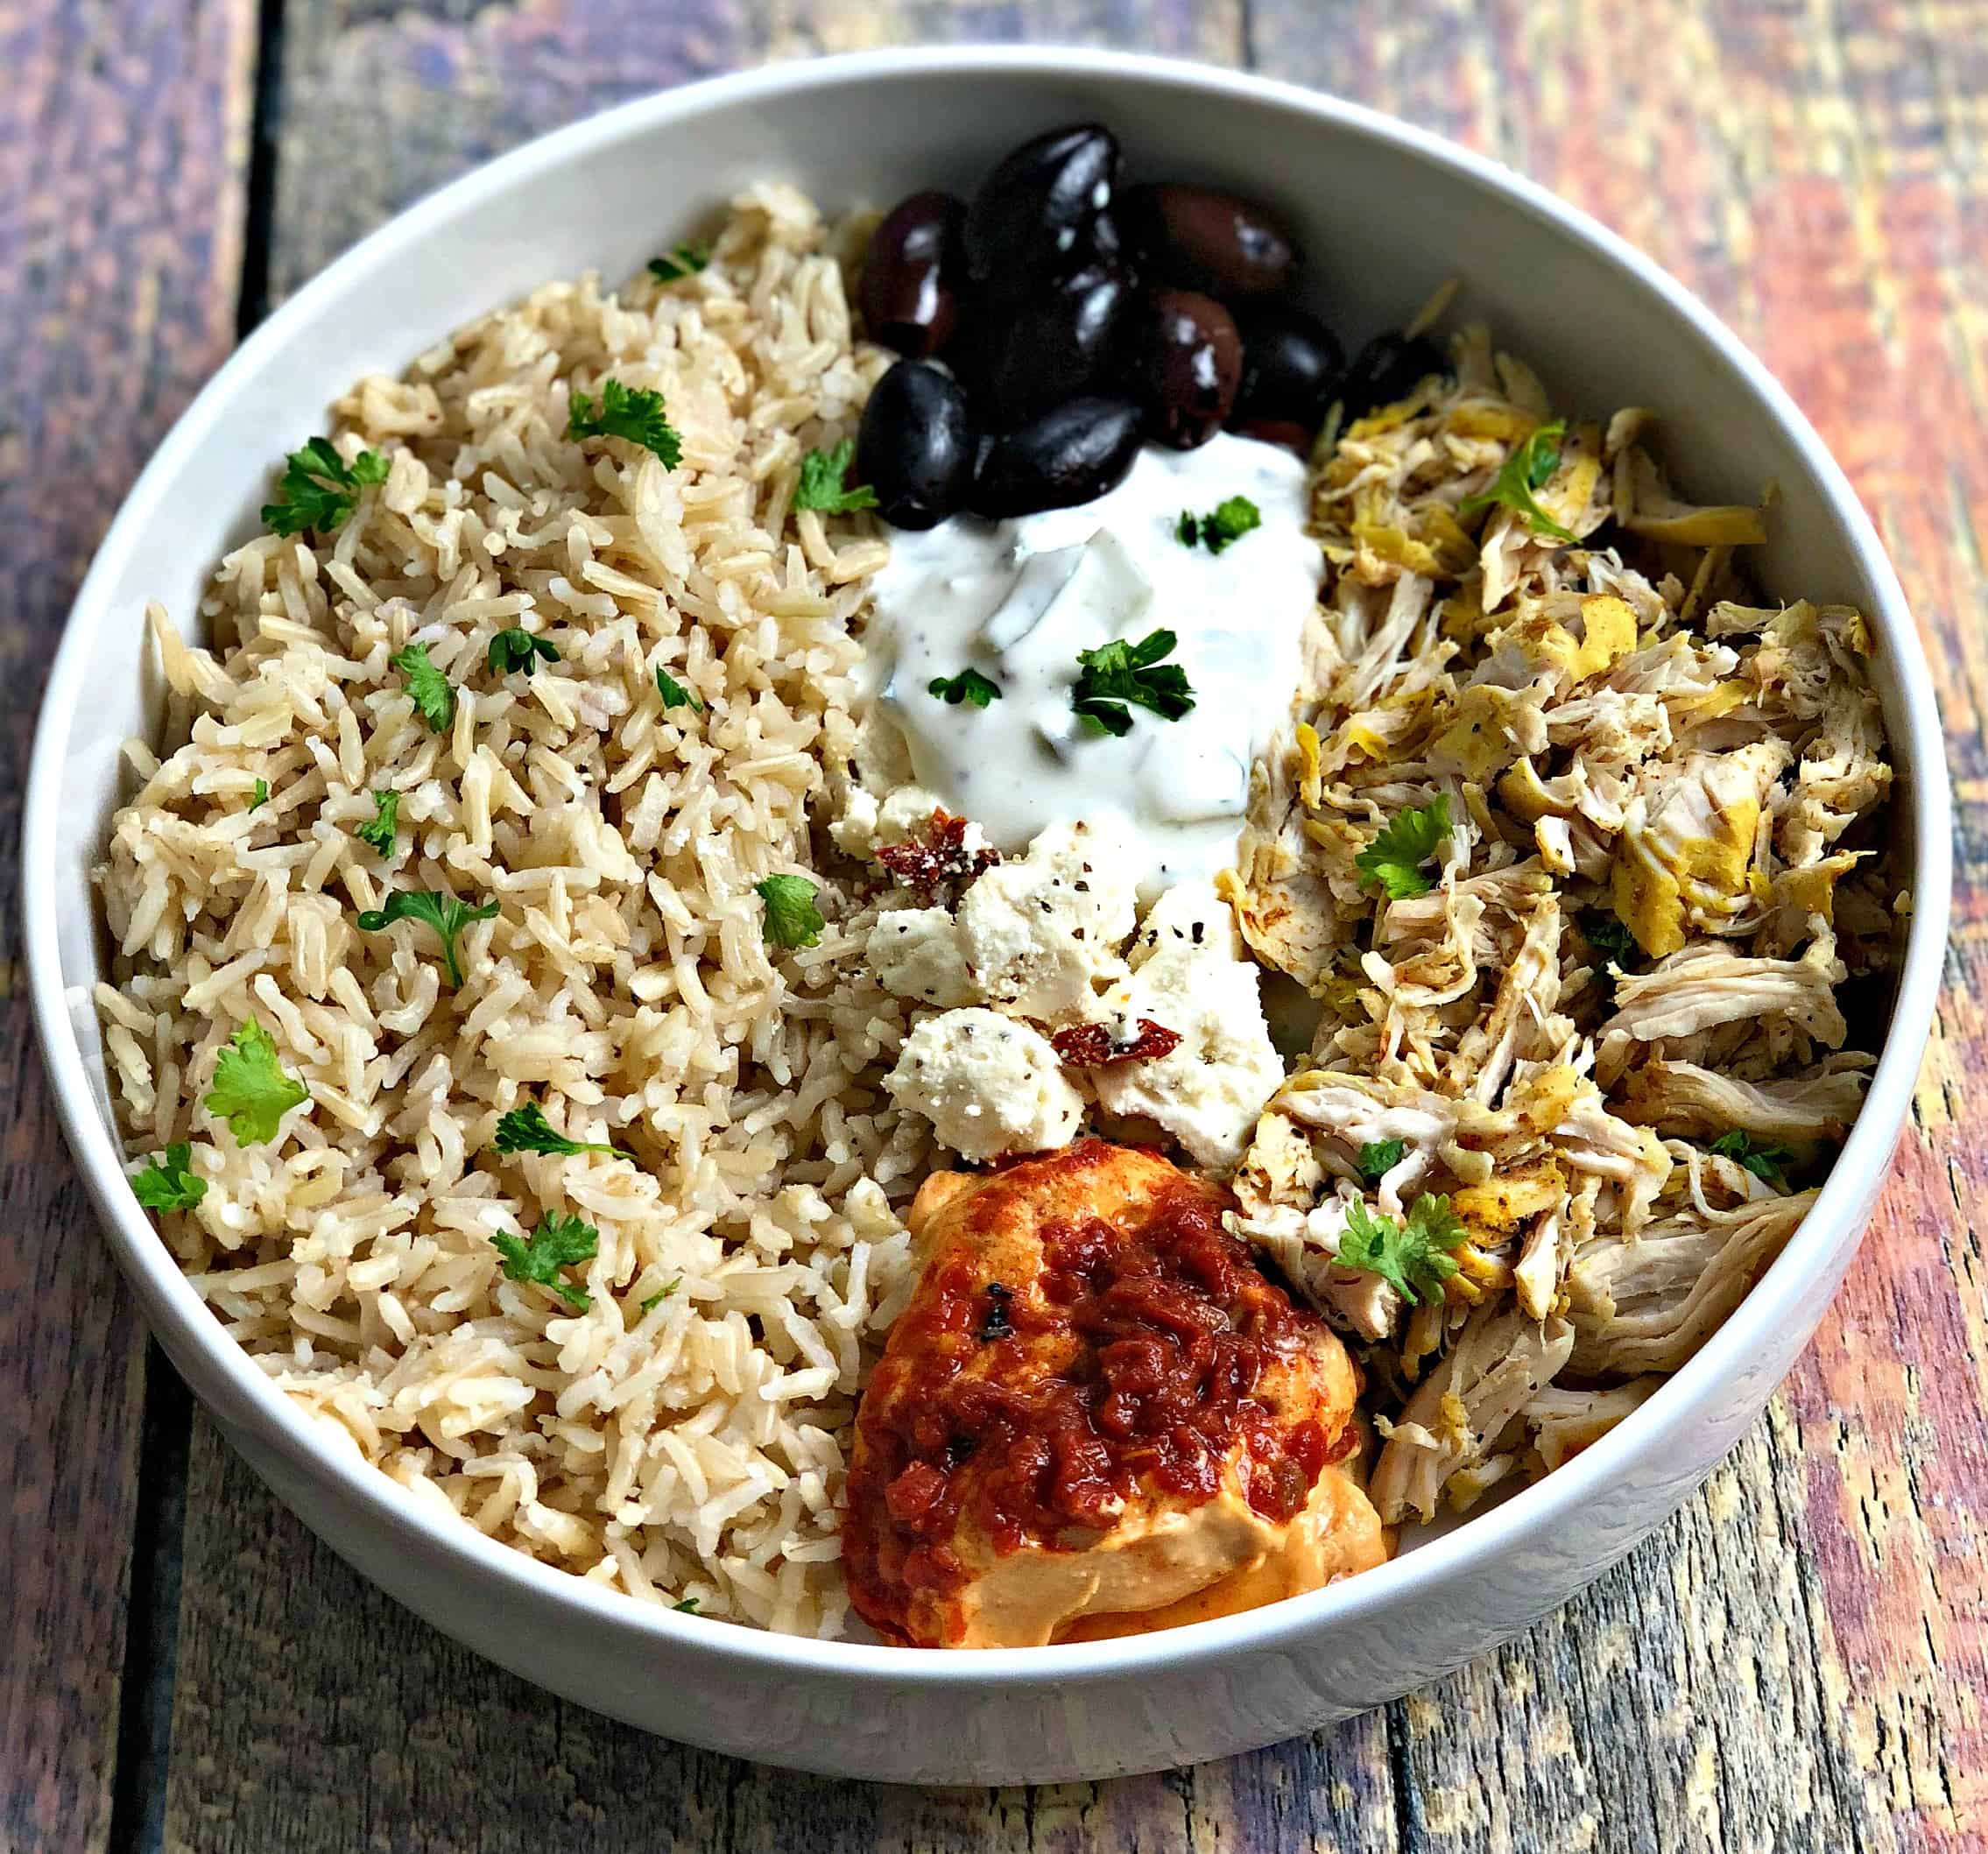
[864,434,1325,893]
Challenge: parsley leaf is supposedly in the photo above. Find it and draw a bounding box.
[640,1279,682,1315]
[250,779,270,812]
[1710,1130,1794,1191]
[488,628,559,676]
[1355,796,1453,900]
[1356,1138,1407,1185]
[356,889,501,988]
[1071,630,1197,737]
[391,643,455,734]
[1175,495,1263,554]
[493,1102,628,1160]
[262,438,390,538]
[654,665,704,713]
[793,440,878,514]
[755,874,824,950]
[131,1142,208,1213]
[927,668,1002,708]
[567,378,682,467]
[355,790,399,857]
[205,1020,309,1146]
[1458,418,1578,544]
[1586,911,1637,965]
[649,243,710,282]
[1336,1195,1468,1307]
[491,1210,598,1311]
[673,1596,701,1613]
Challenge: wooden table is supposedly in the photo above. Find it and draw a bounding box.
[5,4,1979,1849]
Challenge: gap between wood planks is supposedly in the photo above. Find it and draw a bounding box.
[102,4,289,1850]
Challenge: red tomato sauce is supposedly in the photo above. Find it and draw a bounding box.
[844,1146,1338,1642]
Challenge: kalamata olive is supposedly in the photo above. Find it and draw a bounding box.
[860,190,964,359]
[959,264,1133,427]
[1231,418,1315,456]
[1122,183,1300,300]
[1131,287,1241,450]
[969,397,1144,518]
[1339,330,1447,417]
[962,123,1121,279]
[856,361,975,530]
[1232,306,1345,432]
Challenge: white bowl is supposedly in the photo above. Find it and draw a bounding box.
[25,46,1949,1784]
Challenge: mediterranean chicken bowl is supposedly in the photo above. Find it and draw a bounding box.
[89,118,1907,1653]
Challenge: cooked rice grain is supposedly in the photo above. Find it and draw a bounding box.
[95,185,924,1637]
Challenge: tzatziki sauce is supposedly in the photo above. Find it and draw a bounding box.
[863,433,1325,893]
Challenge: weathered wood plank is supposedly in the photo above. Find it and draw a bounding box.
[152,2,1984,1850]
[0,2,257,1850]
[1261,4,1985,1846]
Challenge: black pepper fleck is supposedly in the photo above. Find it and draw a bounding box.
[976,1281,1015,1342]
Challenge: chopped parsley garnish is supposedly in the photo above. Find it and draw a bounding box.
[492,1102,628,1160]
[487,627,559,676]
[355,790,398,857]
[793,439,878,514]
[755,874,824,950]
[391,643,455,734]
[204,1020,309,1146]
[673,1597,701,1613]
[1071,629,1196,737]
[1458,418,1577,544]
[927,668,1002,708]
[356,889,500,988]
[1175,495,1263,554]
[250,779,269,812]
[1355,796,1453,900]
[1356,1138,1407,1185]
[654,665,704,712]
[492,1096,624,1160]
[1586,911,1637,965]
[648,242,710,282]
[131,1142,207,1213]
[261,438,389,537]
[640,1279,682,1315]
[1336,1195,1468,1307]
[1710,1130,1794,1192]
[567,378,682,467]
[491,1210,599,1311]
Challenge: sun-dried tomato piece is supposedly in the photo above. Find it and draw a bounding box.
[874,808,999,903]
[1050,1018,1183,1068]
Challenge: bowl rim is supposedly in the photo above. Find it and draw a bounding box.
[25,42,1951,1686]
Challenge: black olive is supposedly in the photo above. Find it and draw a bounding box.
[956,264,1133,428]
[856,361,975,530]
[969,397,1144,518]
[1122,183,1301,300]
[1230,418,1315,457]
[962,123,1121,280]
[859,190,965,360]
[1131,287,1241,450]
[1339,330,1447,418]
[1232,306,1346,433]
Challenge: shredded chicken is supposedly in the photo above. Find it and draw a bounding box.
[1224,318,1895,1523]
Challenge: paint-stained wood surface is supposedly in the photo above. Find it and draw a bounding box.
[3,4,1980,1851]
[0,4,257,1851]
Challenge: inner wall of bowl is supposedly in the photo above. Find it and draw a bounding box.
[51,57,1918,1547]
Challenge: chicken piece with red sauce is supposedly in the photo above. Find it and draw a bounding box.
[844,1138,1387,1647]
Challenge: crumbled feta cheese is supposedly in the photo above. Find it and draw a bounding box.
[955,820,1140,1020]
[831,783,950,861]
[885,1008,1084,1163]
[866,907,980,1009]
[1089,881,1285,1167]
